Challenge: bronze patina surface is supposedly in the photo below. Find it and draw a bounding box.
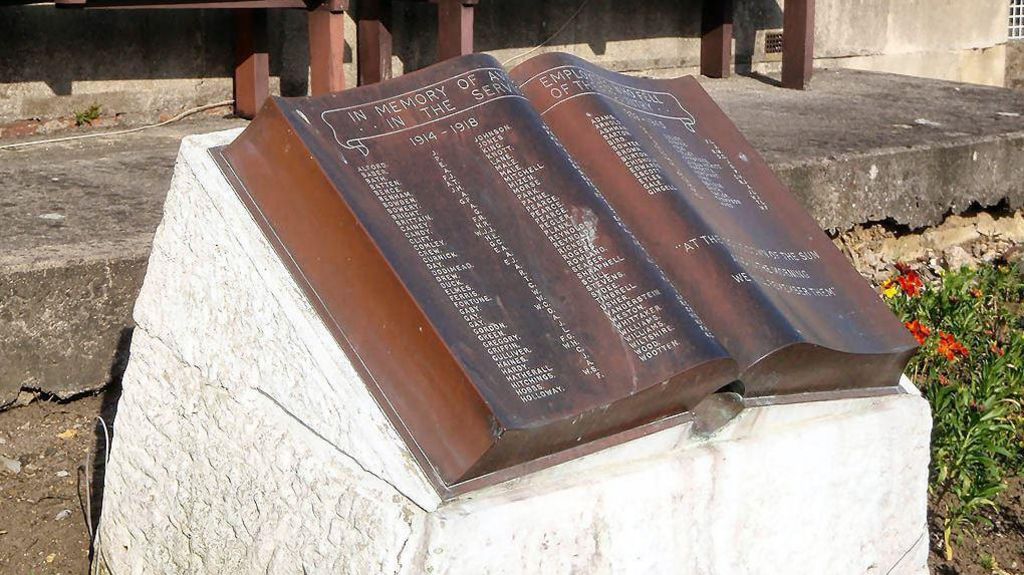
[216,54,737,492]
[511,52,917,395]
[214,52,915,494]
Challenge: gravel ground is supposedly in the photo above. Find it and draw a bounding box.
[0,390,118,575]
[835,205,1024,286]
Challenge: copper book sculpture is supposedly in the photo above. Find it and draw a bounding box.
[214,52,917,494]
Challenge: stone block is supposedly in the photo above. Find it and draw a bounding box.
[97,129,932,574]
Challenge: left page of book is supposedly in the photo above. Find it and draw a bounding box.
[219,54,736,439]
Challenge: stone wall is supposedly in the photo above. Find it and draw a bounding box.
[0,0,1010,124]
[803,0,1008,86]
[0,7,318,122]
[1008,40,1024,91]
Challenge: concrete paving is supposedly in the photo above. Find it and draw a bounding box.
[1,68,1023,406]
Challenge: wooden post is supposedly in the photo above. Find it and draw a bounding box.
[782,0,814,90]
[437,0,475,61]
[308,5,347,95]
[700,0,732,78]
[358,0,392,85]
[233,9,269,119]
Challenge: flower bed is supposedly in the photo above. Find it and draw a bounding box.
[885,260,1024,564]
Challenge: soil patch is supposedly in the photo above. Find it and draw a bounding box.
[0,388,118,574]
[931,477,1024,574]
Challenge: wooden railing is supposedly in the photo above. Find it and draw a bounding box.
[6,0,815,119]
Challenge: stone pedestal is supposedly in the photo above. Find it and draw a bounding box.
[97,130,932,574]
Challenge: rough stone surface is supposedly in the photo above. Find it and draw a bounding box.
[98,330,425,574]
[0,116,245,407]
[102,129,440,509]
[97,129,932,575]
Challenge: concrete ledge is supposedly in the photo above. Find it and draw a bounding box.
[780,133,1024,231]
[0,116,246,407]
[3,69,1024,407]
[96,130,932,573]
[704,68,1024,231]
[0,256,142,406]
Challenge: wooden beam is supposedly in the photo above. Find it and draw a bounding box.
[61,0,306,8]
[437,0,474,61]
[357,0,392,85]
[233,8,269,119]
[782,0,815,90]
[700,0,733,78]
[308,6,346,95]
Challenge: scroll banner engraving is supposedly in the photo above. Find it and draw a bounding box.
[520,65,697,131]
[322,67,529,156]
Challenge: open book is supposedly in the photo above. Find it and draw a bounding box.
[215,52,917,491]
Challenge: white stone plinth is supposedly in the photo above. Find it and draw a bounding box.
[97,130,932,574]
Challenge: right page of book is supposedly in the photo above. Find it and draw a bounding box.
[511,52,917,397]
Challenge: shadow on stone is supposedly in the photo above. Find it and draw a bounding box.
[740,71,783,88]
[80,327,131,564]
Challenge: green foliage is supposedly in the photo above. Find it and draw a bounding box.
[978,551,1012,575]
[886,263,1024,561]
[74,103,102,127]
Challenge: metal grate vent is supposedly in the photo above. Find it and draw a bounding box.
[1012,0,1024,40]
[765,31,784,54]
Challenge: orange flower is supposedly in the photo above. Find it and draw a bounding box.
[904,320,931,345]
[937,331,969,362]
[970,288,983,299]
[896,270,924,297]
[991,343,1006,357]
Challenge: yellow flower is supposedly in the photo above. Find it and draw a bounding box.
[881,278,899,299]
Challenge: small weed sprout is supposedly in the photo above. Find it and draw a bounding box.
[74,104,102,127]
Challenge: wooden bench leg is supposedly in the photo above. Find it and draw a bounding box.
[234,8,269,119]
[309,6,347,96]
[782,0,814,90]
[358,0,392,85]
[437,0,475,61]
[700,0,732,78]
